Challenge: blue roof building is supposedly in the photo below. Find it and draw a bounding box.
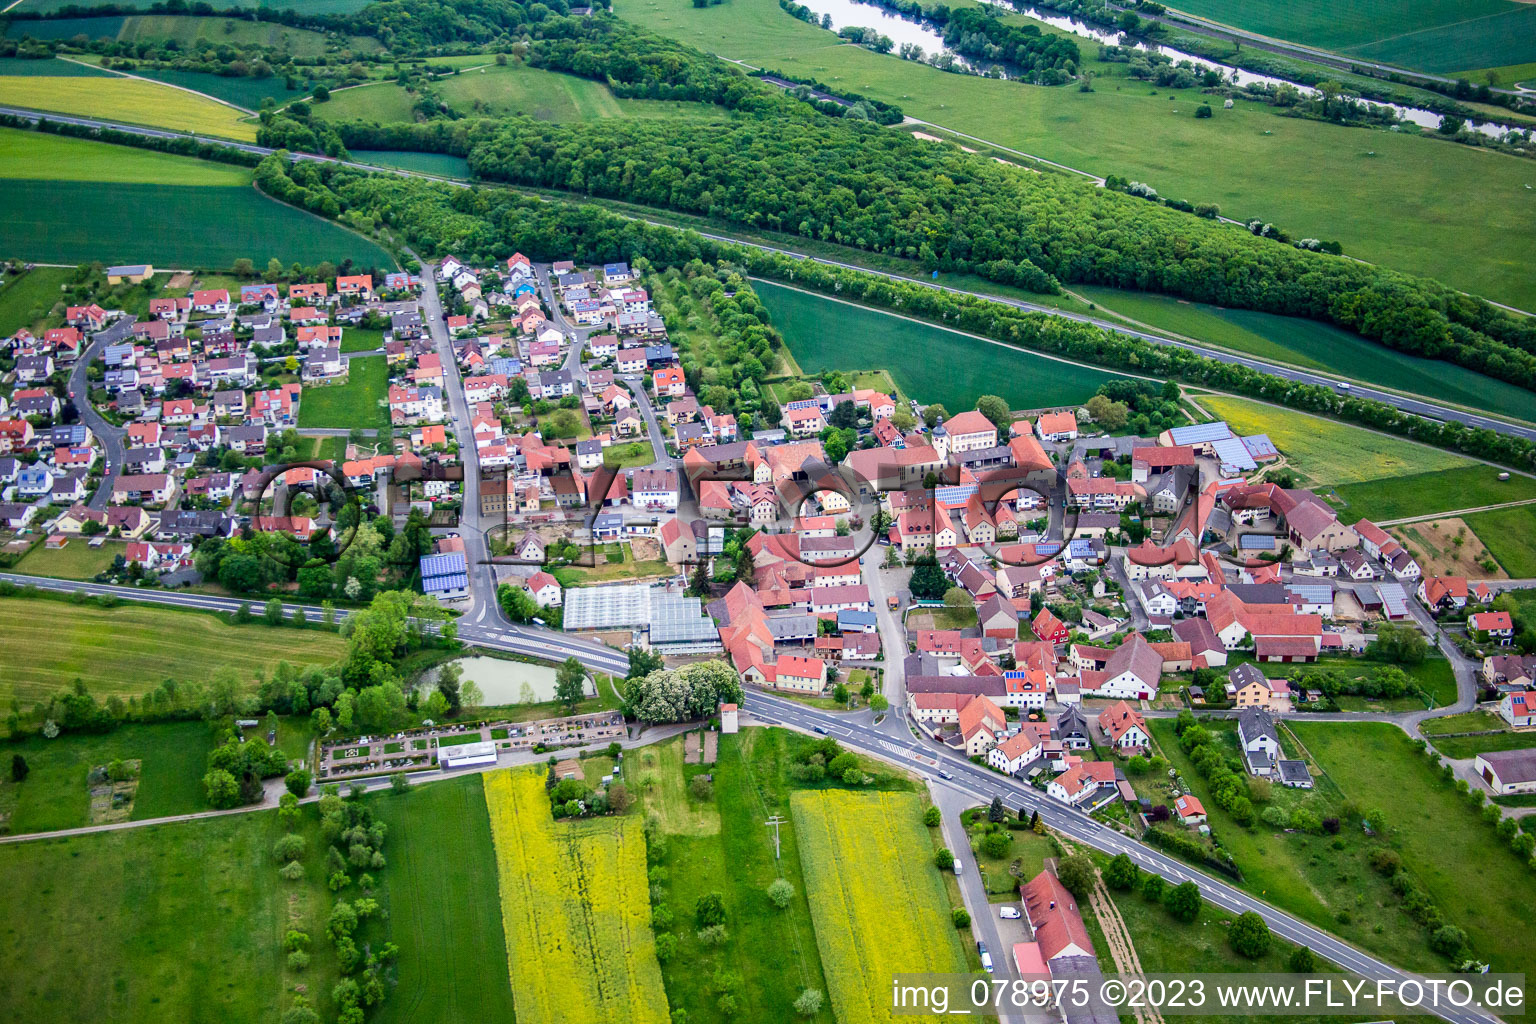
[420,551,469,601]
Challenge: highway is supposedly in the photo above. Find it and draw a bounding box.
[4,106,1535,446]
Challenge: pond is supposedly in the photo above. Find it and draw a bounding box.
[421,656,596,706]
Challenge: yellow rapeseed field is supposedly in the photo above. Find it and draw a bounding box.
[792,790,970,1024]
[483,767,670,1024]
[0,77,257,142]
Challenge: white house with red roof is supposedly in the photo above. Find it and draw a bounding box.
[1472,610,1514,645]
[1035,410,1078,443]
[526,571,563,607]
[941,410,998,453]
[1174,794,1206,824]
[1497,690,1536,728]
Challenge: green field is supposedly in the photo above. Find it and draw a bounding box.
[1330,465,1536,523]
[309,82,421,122]
[0,265,72,336]
[1463,504,1536,576]
[315,64,724,124]
[1291,721,1536,980]
[756,279,1124,412]
[0,126,248,185]
[353,149,473,179]
[0,811,288,1022]
[5,13,371,55]
[0,168,392,269]
[0,595,345,707]
[1164,0,1536,72]
[0,721,216,834]
[434,62,724,122]
[1197,395,1470,485]
[128,66,300,110]
[297,355,389,428]
[372,776,518,1024]
[12,0,372,11]
[0,56,113,76]
[0,74,256,139]
[603,440,656,470]
[1078,286,1536,422]
[615,0,1536,312]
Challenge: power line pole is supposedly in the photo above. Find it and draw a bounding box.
[765,814,787,860]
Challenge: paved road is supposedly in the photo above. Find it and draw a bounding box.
[0,719,690,846]
[74,316,135,509]
[739,690,1501,1024]
[6,106,1534,445]
[0,571,631,676]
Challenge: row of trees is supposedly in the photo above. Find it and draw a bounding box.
[318,101,1536,392]
[249,154,1536,471]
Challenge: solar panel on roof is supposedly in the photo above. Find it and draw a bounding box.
[1168,421,1232,445]
[1210,435,1258,471]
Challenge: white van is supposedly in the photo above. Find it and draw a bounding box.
[978,941,994,973]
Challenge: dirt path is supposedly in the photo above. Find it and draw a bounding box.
[1057,835,1165,1024]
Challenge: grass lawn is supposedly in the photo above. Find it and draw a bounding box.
[340,326,383,353]
[552,544,671,585]
[1077,285,1536,422]
[615,0,1536,312]
[1146,718,1447,976]
[1331,465,1536,523]
[297,355,388,429]
[371,776,517,1024]
[1429,730,1536,760]
[1419,710,1506,736]
[0,75,255,140]
[1196,395,1470,486]
[0,125,249,185]
[633,735,719,835]
[0,594,345,707]
[0,810,288,1022]
[963,812,1053,901]
[310,81,421,121]
[0,178,392,270]
[12,539,122,580]
[1291,721,1536,980]
[0,265,72,336]
[0,721,217,834]
[756,279,1124,413]
[603,440,655,469]
[1463,504,1536,577]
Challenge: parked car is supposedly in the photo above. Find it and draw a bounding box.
[977,942,993,973]
[999,906,1021,919]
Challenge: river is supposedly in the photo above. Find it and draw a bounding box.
[790,0,1521,139]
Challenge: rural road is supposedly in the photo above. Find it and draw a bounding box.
[4,106,1536,447]
[0,568,1510,1024]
